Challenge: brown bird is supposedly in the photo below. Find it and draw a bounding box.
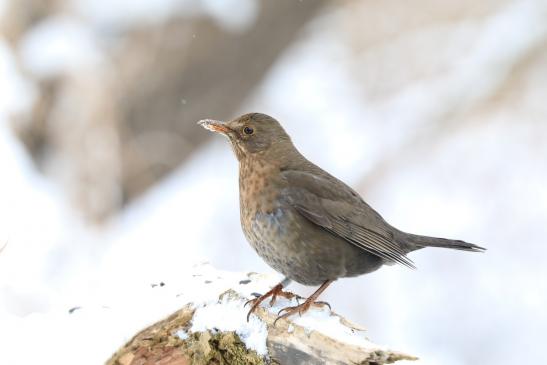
[198,113,484,323]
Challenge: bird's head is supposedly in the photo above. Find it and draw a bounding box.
[198,113,293,161]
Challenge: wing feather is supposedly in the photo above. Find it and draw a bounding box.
[281,170,415,269]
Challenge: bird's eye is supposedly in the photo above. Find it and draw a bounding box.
[243,126,254,135]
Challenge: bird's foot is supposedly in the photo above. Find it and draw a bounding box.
[273,279,334,326]
[274,299,331,326]
[245,283,299,322]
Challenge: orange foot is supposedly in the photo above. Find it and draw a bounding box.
[245,282,300,322]
[274,279,334,325]
[274,300,331,325]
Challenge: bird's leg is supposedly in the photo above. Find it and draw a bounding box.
[245,278,297,322]
[274,280,333,326]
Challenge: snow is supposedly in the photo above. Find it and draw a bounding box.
[94,141,242,286]
[72,0,196,30]
[18,16,104,78]
[257,296,374,349]
[0,263,247,364]
[176,329,189,340]
[293,309,374,349]
[72,0,258,31]
[0,283,190,364]
[184,264,377,356]
[201,0,258,31]
[191,296,269,356]
[0,262,381,363]
[0,41,73,308]
[0,40,36,118]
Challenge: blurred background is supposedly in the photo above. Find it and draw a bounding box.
[1,0,546,364]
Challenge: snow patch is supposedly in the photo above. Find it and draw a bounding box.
[263,297,375,350]
[72,0,196,29]
[200,0,258,31]
[294,309,374,349]
[0,40,36,118]
[176,329,189,341]
[191,296,269,356]
[19,16,103,78]
[183,265,376,355]
[72,0,258,32]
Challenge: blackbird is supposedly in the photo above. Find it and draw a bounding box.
[198,113,484,323]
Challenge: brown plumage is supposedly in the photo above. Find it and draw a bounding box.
[198,113,485,322]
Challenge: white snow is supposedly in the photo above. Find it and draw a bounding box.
[201,0,258,31]
[183,264,378,356]
[71,0,258,31]
[191,296,269,356]
[18,16,104,78]
[0,261,381,363]
[262,296,374,349]
[294,310,374,349]
[176,329,189,341]
[0,40,36,118]
[0,41,74,311]
[71,0,196,29]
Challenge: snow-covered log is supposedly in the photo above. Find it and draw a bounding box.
[107,266,416,365]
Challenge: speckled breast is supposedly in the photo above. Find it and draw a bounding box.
[238,156,284,252]
[238,157,305,279]
[241,202,353,285]
[238,157,382,285]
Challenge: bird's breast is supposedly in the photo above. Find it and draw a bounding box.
[239,159,281,213]
[244,207,302,267]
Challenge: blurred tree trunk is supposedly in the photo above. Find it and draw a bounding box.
[10,0,328,222]
[116,0,329,203]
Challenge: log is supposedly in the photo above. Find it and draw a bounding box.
[107,268,417,365]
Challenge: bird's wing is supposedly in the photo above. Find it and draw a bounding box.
[280,170,415,269]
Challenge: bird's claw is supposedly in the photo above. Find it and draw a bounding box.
[245,283,297,322]
[269,290,299,307]
[273,300,332,326]
[244,299,254,309]
[244,293,263,308]
[313,301,331,311]
[274,304,308,326]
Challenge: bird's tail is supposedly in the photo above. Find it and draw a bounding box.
[403,233,486,252]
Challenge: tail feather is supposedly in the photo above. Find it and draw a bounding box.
[404,233,486,252]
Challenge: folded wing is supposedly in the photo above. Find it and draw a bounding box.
[280,170,416,269]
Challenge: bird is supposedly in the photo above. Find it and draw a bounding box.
[198,113,485,323]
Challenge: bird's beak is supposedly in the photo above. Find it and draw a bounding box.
[198,119,231,135]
